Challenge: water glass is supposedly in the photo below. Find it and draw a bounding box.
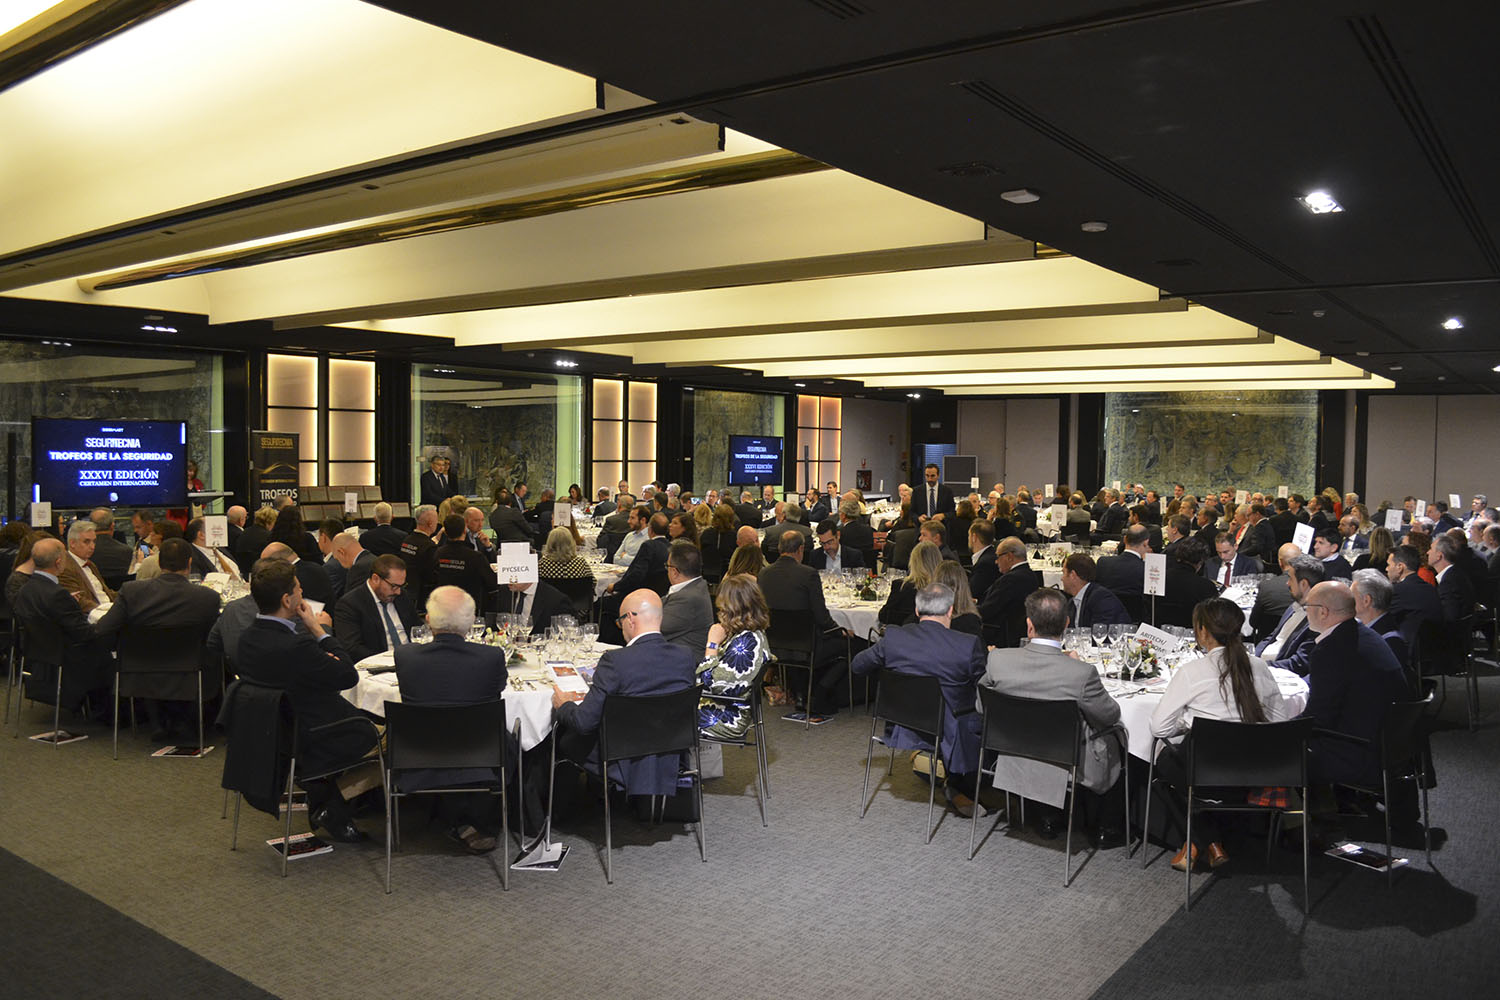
[1091,622,1108,647]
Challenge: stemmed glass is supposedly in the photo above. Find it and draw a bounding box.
[1091,622,1108,648]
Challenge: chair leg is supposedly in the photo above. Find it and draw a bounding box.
[1122,742,1131,859]
[230,792,242,850]
[282,759,296,878]
[51,667,62,747]
[805,666,814,731]
[860,718,878,818]
[603,776,614,884]
[1301,785,1310,915]
[1421,777,1431,866]
[112,674,120,760]
[887,744,895,776]
[1184,786,1194,911]
[385,782,394,895]
[1140,753,1156,868]
[221,788,229,820]
[499,769,510,892]
[196,674,204,752]
[1063,768,1078,887]
[695,749,707,863]
[924,748,938,845]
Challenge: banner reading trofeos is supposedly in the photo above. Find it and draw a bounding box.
[249,430,299,507]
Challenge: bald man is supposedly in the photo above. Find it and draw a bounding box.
[262,539,333,606]
[551,589,699,797]
[1297,580,1409,785]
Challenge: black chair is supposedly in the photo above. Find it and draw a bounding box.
[595,686,706,883]
[3,617,27,736]
[1416,615,1477,729]
[382,700,509,894]
[1180,717,1313,912]
[113,622,214,759]
[860,668,949,843]
[541,575,596,621]
[7,619,69,747]
[699,658,771,826]
[970,688,1129,886]
[765,608,827,730]
[220,680,385,878]
[1117,592,1147,625]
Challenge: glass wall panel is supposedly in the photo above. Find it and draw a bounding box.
[327,358,374,410]
[688,388,785,495]
[328,461,375,486]
[267,407,318,458]
[328,409,374,462]
[1102,389,1318,499]
[412,365,583,505]
[0,339,223,520]
[266,354,318,407]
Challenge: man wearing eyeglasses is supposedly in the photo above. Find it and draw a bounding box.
[332,554,418,662]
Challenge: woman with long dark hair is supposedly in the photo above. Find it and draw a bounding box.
[700,503,739,584]
[267,505,320,560]
[1148,597,1289,871]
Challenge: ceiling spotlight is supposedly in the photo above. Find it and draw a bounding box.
[794,382,806,388]
[554,358,578,368]
[1299,190,1343,214]
[906,392,922,399]
[1492,365,1500,373]
[1000,188,1041,204]
[1388,364,1404,372]
[1080,221,1108,233]
[684,386,693,392]
[1442,317,1464,330]
[1356,351,1370,357]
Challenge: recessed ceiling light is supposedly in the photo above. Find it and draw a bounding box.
[1388,364,1404,372]
[906,392,922,399]
[1000,188,1040,204]
[554,359,578,368]
[1299,190,1343,214]
[1080,221,1108,233]
[794,382,806,388]
[1442,317,1464,330]
[1492,364,1500,373]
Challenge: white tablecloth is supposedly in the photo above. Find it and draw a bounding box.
[828,602,882,639]
[589,562,625,599]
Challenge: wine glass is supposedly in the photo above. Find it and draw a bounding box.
[1109,623,1128,646]
[1091,622,1108,648]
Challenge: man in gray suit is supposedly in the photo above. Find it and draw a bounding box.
[977,588,1126,844]
[761,501,813,564]
[661,542,714,654]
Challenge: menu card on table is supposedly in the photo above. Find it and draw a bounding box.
[1384,508,1404,531]
[1292,522,1315,553]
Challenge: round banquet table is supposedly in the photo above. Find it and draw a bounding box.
[827,601,882,639]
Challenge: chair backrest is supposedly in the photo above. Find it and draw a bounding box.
[600,686,700,763]
[1116,591,1147,625]
[766,607,818,659]
[384,700,506,774]
[1416,617,1463,673]
[541,575,595,617]
[1188,717,1312,788]
[1379,698,1430,769]
[218,680,295,814]
[977,686,1082,770]
[118,622,210,674]
[597,531,624,562]
[874,668,946,739]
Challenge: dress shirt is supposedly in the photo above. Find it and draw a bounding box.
[821,545,844,572]
[1261,605,1307,660]
[369,580,407,650]
[625,628,661,647]
[1027,636,1062,650]
[667,578,694,596]
[1071,583,1089,622]
[510,582,537,620]
[69,551,110,605]
[194,543,242,578]
[1148,646,1288,739]
[613,528,647,567]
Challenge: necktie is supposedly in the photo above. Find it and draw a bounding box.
[513,590,529,621]
[1222,563,1232,587]
[380,600,405,650]
[438,473,446,490]
[928,486,936,516]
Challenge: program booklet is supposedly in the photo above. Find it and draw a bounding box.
[1325,841,1408,872]
[151,745,215,758]
[29,729,87,745]
[266,832,332,860]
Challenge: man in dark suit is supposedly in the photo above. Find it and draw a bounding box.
[661,542,714,654]
[1267,497,1299,548]
[1162,514,1193,561]
[1255,555,1328,675]
[95,538,220,741]
[418,454,455,509]
[803,488,831,526]
[1193,506,1221,550]
[185,518,241,579]
[225,505,246,557]
[1248,543,1299,639]
[761,502,813,563]
[12,537,110,715]
[360,502,407,557]
[601,493,634,535]
[511,483,530,512]
[1096,525,1151,595]
[592,488,617,519]
[1430,501,1462,534]
[836,498,877,570]
[1128,504,1164,553]
[1203,534,1263,587]
[551,589,698,797]
[484,488,533,544]
[1298,582,1410,785]
[87,508,134,589]
[1237,504,1278,563]
[914,463,956,524]
[965,520,999,603]
[428,515,496,617]
[317,519,348,599]
[731,490,763,530]
[1310,528,1353,580]
[1429,532,1475,622]
[1387,545,1442,629]
[1351,569,1415,689]
[1014,490,1039,532]
[525,487,557,538]
[1157,538,1219,628]
[393,584,510,853]
[331,532,376,590]
[333,553,418,663]
[235,508,274,577]
[851,581,986,815]
[502,578,574,632]
[235,560,377,843]
[759,531,847,715]
[978,537,1043,648]
[810,519,866,573]
[1061,553,1131,628]
[918,520,960,564]
[260,541,333,607]
[609,513,670,598]
[1288,494,1310,523]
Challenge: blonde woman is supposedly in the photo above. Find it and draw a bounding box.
[697,573,772,740]
[879,539,943,626]
[932,559,982,636]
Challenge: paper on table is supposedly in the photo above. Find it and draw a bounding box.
[1292,522,1315,553]
[548,662,588,693]
[203,572,230,586]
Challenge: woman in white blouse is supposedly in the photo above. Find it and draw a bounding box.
[1148,597,1288,871]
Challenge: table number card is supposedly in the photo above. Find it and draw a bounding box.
[1112,480,1122,491]
[1142,553,1167,596]
[1450,493,1462,509]
[204,514,229,547]
[1414,499,1427,520]
[1234,489,1249,505]
[1384,508,1404,531]
[1050,503,1067,526]
[496,543,538,585]
[553,502,571,526]
[1292,522,1315,553]
[1044,483,1054,500]
[30,500,51,528]
[970,476,980,489]
[344,491,359,516]
[1277,485,1289,499]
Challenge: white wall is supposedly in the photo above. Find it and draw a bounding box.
[841,397,906,494]
[957,398,1007,491]
[1365,394,1500,507]
[1004,397,1063,493]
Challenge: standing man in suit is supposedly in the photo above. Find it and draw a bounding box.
[332,554,417,663]
[95,538,220,742]
[1429,532,1476,622]
[1095,525,1151,595]
[978,537,1043,648]
[978,588,1127,843]
[1203,534,1263,587]
[235,560,378,843]
[550,589,699,798]
[966,520,999,603]
[1297,582,1410,786]
[810,519,865,573]
[394,585,510,853]
[759,531,848,716]
[915,463,955,525]
[12,537,110,716]
[360,502,407,557]
[56,519,117,614]
[660,542,714,654]
[1061,553,1131,628]
[503,577,573,632]
[87,508,134,589]
[851,582,986,816]
[419,454,455,509]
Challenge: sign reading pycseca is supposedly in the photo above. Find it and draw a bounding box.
[1142,553,1167,597]
[495,542,538,584]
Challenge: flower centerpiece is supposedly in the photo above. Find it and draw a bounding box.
[858,570,877,602]
[1121,637,1161,681]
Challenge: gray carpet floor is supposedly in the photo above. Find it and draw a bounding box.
[2,675,1496,1000]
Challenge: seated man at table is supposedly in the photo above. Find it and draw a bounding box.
[210,558,315,673]
[1095,524,1151,595]
[1158,537,1219,628]
[56,518,117,614]
[759,531,849,716]
[810,518,865,573]
[965,519,999,602]
[851,582,986,816]
[1350,568,1414,687]
[661,542,714,654]
[12,536,112,718]
[919,519,960,564]
[1387,544,1441,631]
[428,515,494,616]
[978,537,1042,647]
[95,538,221,742]
[1249,543,1300,640]
[1061,553,1131,629]
[1311,527,1353,580]
[1255,554,1328,675]
[1203,533,1263,588]
[550,589,699,803]
[333,554,417,663]
[360,502,408,557]
[611,505,650,567]
[236,560,378,843]
[977,588,1126,844]
[393,585,509,854]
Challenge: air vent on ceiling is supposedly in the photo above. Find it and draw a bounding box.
[938,161,1005,178]
[802,0,869,19]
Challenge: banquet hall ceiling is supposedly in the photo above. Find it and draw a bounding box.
[6,0,1496,394]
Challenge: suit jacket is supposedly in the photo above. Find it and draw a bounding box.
[554,632,698,795]
[1158,563,1218,628]
[915,483,956,522]
[1095,551,1146,595]
[1436,565,1475,622]
[839,518,877,570]
[1486,551,1500,608]
[661,577,714,654]
[977,563,1043,647]
[1268,510,1299,547]
[1097,503,1129,536]
[360,524,407,557]
[732,501,764,529]
[95,573,220,699]
[615,535,671,596]
[504,580,574,632]
[394,633,509,790]
[1300,619,1410,784]
[1238,519,1277,561]
[1367,612,1414,691]
[1202,553,1264,585]
[333,581,418,663]
[808,544,865,572]
[878,579,919,627]
[977,641,1123,793]
[1070,583,1131,629]
[804,499,831,524]
[1015,503,1038,531]
[761,519,812,562]
[852,620,985,772]
[1320,555,1353,580]
[758,556,837,632]
[235,523,271,575]
[592,499,617,518]
[429,541,496,614]
[1259,604,1316,675]
[323,551,347,600]
[1194,522,1221,549]
[488,504,535,543]
[882,527,918,572]
[55,553,116,614]
[292,557,333,606]
[235,618,375,775]
[1391,573,1442,630]
[602,509,632,535]
[91,534,134,588]
[967,546,999,602]
[419,469,455,508]
[1249,573,1294,639]
[12,572,108,705]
